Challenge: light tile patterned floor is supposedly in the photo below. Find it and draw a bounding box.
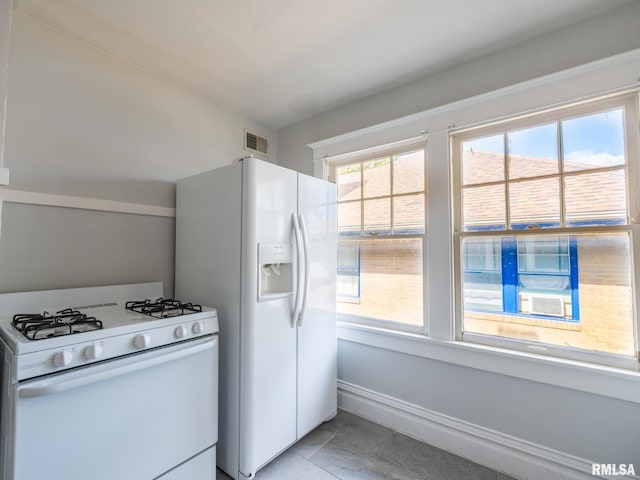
[216,409,516,480]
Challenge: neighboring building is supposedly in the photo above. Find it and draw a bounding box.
[334,140,634,355]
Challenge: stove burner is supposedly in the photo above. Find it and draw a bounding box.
[125,298,202,319]
[12,308,103,341]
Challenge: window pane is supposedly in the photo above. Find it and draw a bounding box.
[463,237,501,272]
[336,163,361,201]
[363,198,390,235]
[462,134,504,185]
[518,236,568,274]
[462,237,503,312]
[463,232,635,357]
[564,169,627,226]
[463,184,505,231]
[562,108,625,172]
[363,158,390,198]
[337,238,423,327]
[509,177,560,229]
[337,242,360,298]
[508,123,558,179]
[518,236,569,296]
[337,201,361,235]
[393,194,425,234]
[463,272,503,312]
[393,149,424,194]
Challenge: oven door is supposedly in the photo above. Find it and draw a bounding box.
[7,336,217,480]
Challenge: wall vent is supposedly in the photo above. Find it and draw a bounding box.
[245,130,268,156]
[529,295,564,317]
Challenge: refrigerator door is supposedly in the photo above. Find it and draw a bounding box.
[296,173,337,438]
[239,159,299,477]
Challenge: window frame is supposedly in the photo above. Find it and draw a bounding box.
[451,92,640,369]
[328,141,427,333]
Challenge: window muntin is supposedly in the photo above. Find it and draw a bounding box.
[332,144,426,330]
[454,94,639,365]
[460,106,629,232]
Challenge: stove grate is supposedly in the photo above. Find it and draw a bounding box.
[12,308,103,341]
[125,298,202,319]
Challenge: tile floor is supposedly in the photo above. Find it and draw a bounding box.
[216,409,516,480]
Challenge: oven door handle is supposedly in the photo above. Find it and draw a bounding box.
[17,336,217,399]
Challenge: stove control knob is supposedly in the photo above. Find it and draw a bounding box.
[175,325,187,339]
[84,343,103,360]
[133,333,150,349]
[192,322,203,335]
[54,350,73,368]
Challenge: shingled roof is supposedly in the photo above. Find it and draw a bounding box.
[336,149,627,233]
[336,151,424,234]
[462,150,627,228]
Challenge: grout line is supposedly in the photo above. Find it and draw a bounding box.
[298,433,336,459]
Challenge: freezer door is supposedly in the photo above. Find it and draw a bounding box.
[239,158,299,477]
[296,173,337,438]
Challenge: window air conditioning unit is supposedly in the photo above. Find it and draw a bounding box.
[529,295,564,317]
[244,130,268,156]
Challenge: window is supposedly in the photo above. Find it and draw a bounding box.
[463,235,579,320]
[330,142,426,331]
[452,93,639,366]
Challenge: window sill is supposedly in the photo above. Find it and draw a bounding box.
[337,321,640,404]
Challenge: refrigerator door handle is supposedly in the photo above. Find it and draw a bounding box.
[297,213,311,327]
[291,213,304,328]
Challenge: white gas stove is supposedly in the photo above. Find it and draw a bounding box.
[0,282,219,480]
[2,296,217,380]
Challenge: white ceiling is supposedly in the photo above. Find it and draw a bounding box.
[14,0,634,129]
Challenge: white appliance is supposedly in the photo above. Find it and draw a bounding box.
[0,283,219,480]
[175,157,337,480]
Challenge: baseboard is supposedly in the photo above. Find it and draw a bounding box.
[337,380,634,480]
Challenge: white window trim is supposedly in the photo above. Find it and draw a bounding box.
[451,92,640,369]
[328,141,428,334]
[309,48,640,404]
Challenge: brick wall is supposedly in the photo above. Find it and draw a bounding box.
[465,233,635,356]
[339,233,635,357]
[337,237,423,326]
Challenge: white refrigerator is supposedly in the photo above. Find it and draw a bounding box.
[175,157,337,480]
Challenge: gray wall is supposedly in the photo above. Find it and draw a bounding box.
[339,341,640,464]
[278,2,640,176]
[0,203,174,294]
[0,11,275,295]
[278,1,640,466]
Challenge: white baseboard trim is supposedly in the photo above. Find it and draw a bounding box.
[337,380,632,480]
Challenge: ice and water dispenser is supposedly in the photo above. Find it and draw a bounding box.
[258,243,293,301]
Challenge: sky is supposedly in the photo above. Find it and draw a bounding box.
[463,108,625,167]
